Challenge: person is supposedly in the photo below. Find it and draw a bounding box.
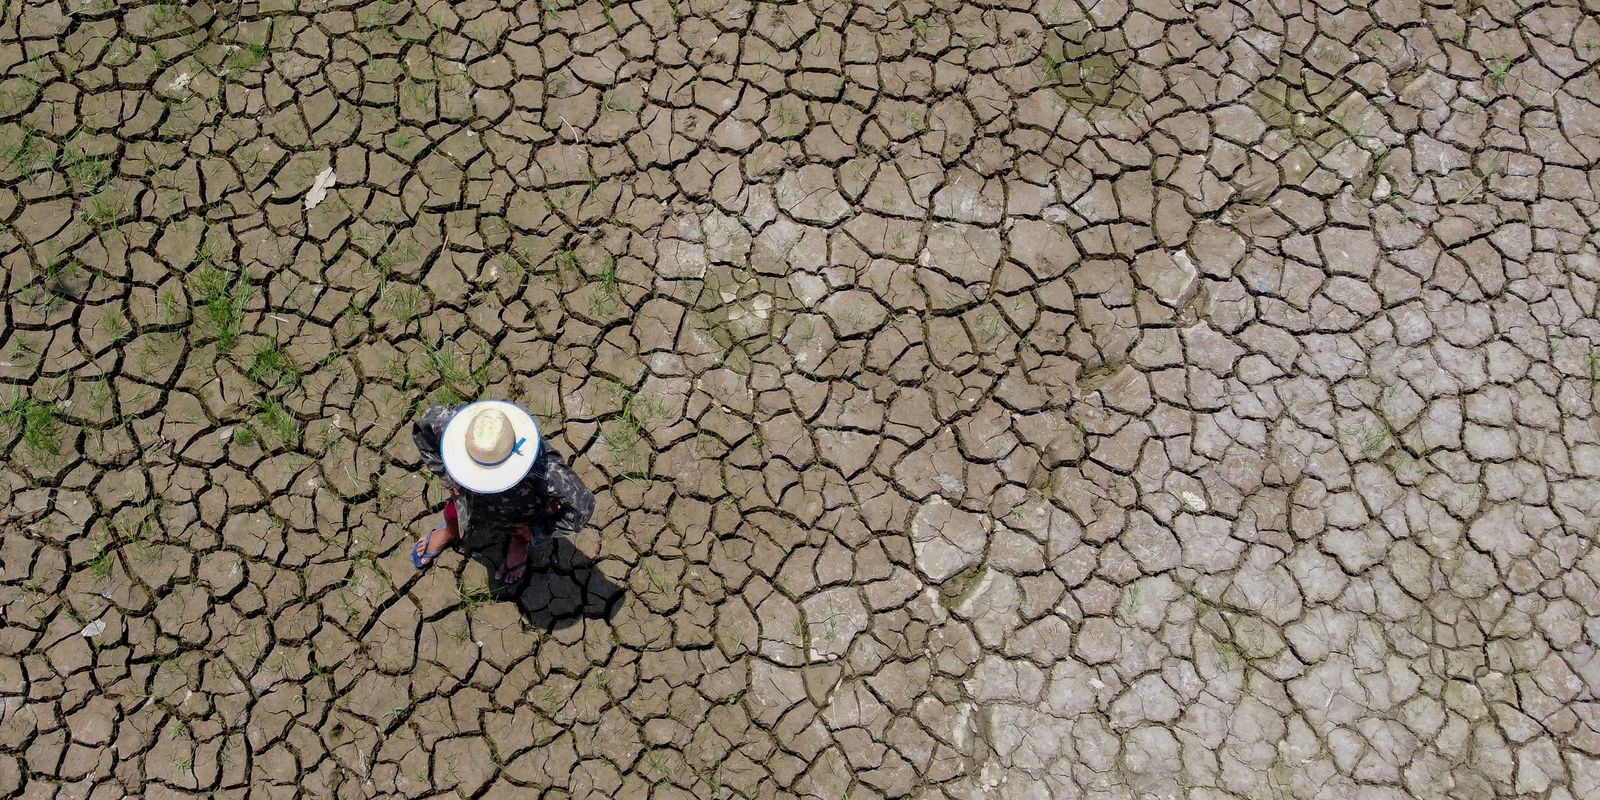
[410,400,595,592]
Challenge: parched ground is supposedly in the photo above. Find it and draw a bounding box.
[3,0,1600,797]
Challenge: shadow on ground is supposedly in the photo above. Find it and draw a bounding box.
[470,536,623,631]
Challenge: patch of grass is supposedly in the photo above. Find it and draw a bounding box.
[379,281,423,326]
[643,561,669,593]
[82,190,124,228]
[263,651,291,672]
[1486,57,1511,90]
[255,398,297,444]
[103,310,131,344]
[644,750,672,782]
[423,339,489,394]
[458,580,495,608]
[1,392,62,458]
[602,388,666,479]
[1358,421,1390,456]
[65,151,112,192]
[114,506,159,557]
[2,124,49,176]
[245,339,299,387]
[336,589,360,624]
[596,255,618,295]
[230,42,269,71]
[88,549,115,579]
[974,307,1004,344]
[191,263,251,353]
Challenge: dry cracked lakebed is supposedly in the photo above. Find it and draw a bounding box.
[4,1,1600,798]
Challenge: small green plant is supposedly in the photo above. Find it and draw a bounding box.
[602,388,666,479]
[1,392,62,458]
[245,339,299,386]
[458,580,494,608]
[65,152,112,191]
[644,751,671,781]
[157,289,183,322]
[379,284,423,330]
[423,339,489,394]
[596,255,619,295]
[601,90,633,113]
[643,561,669,593]
[1487,57,1511,90]
[83,190,124,228]
[88,550,115,579]
[336,590,360,624]
[103,310,131,344]
[231,41,269,71]
[255,398,297,444]
[2,125,48,175]
[191,263,251,353]
[974,307,1004,343]
[1357,421,1390,456]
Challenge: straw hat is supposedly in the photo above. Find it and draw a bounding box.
[439,401,541,493]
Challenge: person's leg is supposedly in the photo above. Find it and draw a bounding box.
[494,522,533,586]
[414,498,460,567]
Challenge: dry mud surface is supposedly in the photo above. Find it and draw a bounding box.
[4,0,1600,798]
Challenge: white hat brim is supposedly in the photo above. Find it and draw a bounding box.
[440,401,541,493]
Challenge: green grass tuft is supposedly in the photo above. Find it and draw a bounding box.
[1,392,62,458]
[245,339,299,387]
[191,263,251,353]
[255,398,297,445]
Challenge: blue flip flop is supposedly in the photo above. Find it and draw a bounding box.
[492,554,528,592]
[412,524,448,569]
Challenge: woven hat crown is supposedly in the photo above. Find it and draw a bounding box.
[464,408,514,465]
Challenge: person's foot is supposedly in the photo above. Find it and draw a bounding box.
[412,523,457,569]
[494,525,533,589]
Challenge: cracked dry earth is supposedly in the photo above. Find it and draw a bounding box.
[5,0,1600,798]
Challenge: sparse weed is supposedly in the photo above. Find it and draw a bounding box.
[2,125,48,176]
[974,307,1004,344]
[458,580,494,608]
[380,282,424,326]
[231,42,269,72]
[644,750,672,781]
[423,339,489,394]
[602,388,666,479]
[191,263,251,353]
[245,339,299,387]
[1487,57,1511,90]
[1357,421,1390,456]
[1,392,62,458]
[88,549,115,579]
[65,151,112,191]
[103,310,131,344]
[82,190,124,229]
[643,561,669,593]
[255,398,297,445]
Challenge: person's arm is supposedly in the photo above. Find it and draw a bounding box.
[537,448,595,536]
[412,404,459,477]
